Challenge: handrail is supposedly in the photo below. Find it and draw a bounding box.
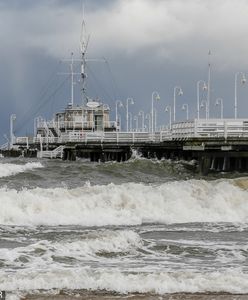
[0,142,9,150]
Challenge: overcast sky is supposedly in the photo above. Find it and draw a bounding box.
[1,0,248,142]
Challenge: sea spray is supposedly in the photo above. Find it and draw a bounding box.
[0,162,43,178]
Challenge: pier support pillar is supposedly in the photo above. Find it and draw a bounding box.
[199,156,211,175]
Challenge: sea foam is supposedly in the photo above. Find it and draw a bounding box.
[1,268,248,294]
[0,179,248,226]
[0,162,43,178]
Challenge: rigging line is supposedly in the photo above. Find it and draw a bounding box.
[15,75,70,134]
[86,63,115,103]
[104,59,122,100]
[15,61,63,129]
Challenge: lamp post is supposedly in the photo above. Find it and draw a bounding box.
[10,114,16,149]
[173,86,183,122]
[215,98,223,119]
[126,97,134,132]
[115,100,123,127]
[200,100,207,120]
[117,114,122,130]
[197,80,207,120]
[133,115,138,131]
[154,109,157,132]
[151,91,160,133]
[182,104,189,120]
[129,112,133,132]
[165,106,172,130]
[145,113,151,132]
[234,72,246,119]
[138,110,145,132]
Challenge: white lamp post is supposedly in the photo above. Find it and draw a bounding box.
[129,112,133,132]
[234,72,246,119]
[138,110,145,132]
[133,115,138,131]
[181,104,189,120]
[215,98,223,119]
[115,100,123,127]
[117,114,122,130]
[165,106,172,130]
[145,113,151,132]
[126,97,134,132]
[197,80,207,120]
[10,114,16,149]
[173,86,183,122]
[151,91,160,133]
[154,109,157,132]
[200,100,207,120]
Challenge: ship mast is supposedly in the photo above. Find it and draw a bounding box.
[80,4,90,104]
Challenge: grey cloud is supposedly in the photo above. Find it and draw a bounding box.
[1,0,248,143]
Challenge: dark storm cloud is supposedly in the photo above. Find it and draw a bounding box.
[1,0,248,143]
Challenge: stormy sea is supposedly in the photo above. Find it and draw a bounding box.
[0,154,248,300]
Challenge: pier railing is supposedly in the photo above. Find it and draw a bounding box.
[172,119,248,139]
[15,119,248,146]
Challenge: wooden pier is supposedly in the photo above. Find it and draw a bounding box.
[3,118,248,175]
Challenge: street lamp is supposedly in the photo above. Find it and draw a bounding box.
[165,106,172,130]
[145,113,151,132]
[129,112,133,132]
[197,80,207,120]
[126,97,134,132]
[181,104,189,120]
[138,110,145,132]
[151,91,160,133]
[234,72,246,119]
[173,86,183,122]
[133,115,139,131]
[115,100,123,127]
[10,114,16,149]
[154,109,157,132]
[117,114,122,130]
[200,100,207,120]
[215,98,223,119]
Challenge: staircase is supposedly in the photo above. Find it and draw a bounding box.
[0,142,9,151]
[37,145,64,159]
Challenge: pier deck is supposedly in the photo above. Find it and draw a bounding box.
[6,118,248,174]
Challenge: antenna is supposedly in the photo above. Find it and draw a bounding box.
[80,1,90,104]
[207,50,211,119]
[59,52,80,107]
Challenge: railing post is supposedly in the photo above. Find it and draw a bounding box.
[132,132,135,144]
[117,131,119,144]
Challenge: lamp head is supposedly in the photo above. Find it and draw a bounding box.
[241,74,246,84]
[203,83,208,90]
[178,88,183,96]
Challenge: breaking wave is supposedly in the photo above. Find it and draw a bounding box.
[0,178,248,226]
[0,162,43,178]
[1,268,248,294]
